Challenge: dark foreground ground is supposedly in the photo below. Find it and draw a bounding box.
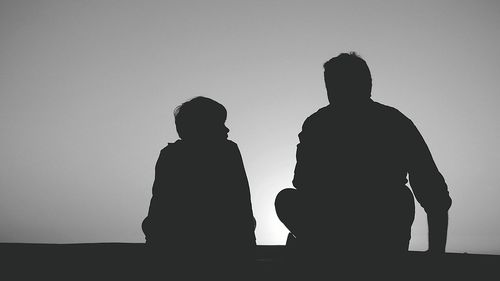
[1,243,498,280]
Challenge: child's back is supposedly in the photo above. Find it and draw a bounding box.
[142,97,256,263]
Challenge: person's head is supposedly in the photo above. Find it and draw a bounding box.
[174,96,229,141]
[323,52,372,104]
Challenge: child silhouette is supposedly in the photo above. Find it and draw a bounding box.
[143,97,256,264]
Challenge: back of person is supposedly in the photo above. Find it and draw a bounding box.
[158,140,255,253]
[295,100,416,253]
[276,52,451,261]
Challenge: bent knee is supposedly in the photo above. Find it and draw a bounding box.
[274,188,297,209]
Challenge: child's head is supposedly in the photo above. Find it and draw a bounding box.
[174,96,229,141]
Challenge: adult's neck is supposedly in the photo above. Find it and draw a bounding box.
[330,97,373,109]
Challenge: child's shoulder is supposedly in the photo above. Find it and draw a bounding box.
[225,139,238,148]
[159,139,184,155]
[160,139,239,153]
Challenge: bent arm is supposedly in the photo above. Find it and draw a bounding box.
[405,119,451,253]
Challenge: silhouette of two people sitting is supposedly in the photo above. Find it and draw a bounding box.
[142,52,452,271]
[275,52,452,264]
[142,97,256,268]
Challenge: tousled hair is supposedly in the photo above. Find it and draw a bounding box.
[323,52,372,103]
[174,96,227,140]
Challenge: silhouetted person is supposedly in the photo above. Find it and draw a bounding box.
[142,97,256,274]
[275,53,452,265]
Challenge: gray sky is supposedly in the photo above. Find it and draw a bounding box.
[1,0,499,254]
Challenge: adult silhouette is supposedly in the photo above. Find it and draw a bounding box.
[275,52,452,263]
[142,97,256,273]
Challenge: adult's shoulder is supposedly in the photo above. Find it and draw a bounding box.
[302,105,333,128]
[371,101,412,123]
[306,105,332,120]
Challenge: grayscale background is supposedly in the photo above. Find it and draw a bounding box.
[1,0,499,254]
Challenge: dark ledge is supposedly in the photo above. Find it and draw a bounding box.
[0,243,498,280]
